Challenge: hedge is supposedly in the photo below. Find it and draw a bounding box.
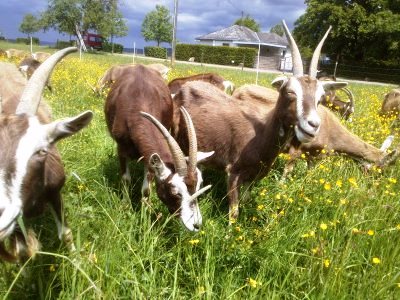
[15,37,40,45]
[144,46,167,59]
[55,40,75,49]
[176,44,257,68]
[102,40,123,53]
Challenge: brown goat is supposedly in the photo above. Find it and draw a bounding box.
[104,64,212,231]
[380,88,400,117]
[5,48,28,59]
[0,47,93,263]
[18,57,53,91]
[92,63,169,95]
[32,51,51,62]
[319,76,355,120]
[232,84,397,177]
[173,21,347,221]
[168,73,235,96]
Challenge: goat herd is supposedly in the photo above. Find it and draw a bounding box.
[0,21,399,264]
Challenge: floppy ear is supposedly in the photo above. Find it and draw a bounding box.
[271,76,288,90]
[45,110,93,143]
[321,81,348,91]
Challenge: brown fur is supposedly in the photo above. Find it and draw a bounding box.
[381,89,400,117]
[168,73,227,95]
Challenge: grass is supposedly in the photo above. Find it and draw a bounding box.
[1,42,400,299]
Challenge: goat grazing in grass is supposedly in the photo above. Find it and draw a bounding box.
[104,64,212,231]
[0,47,93,262]
[232,84,398,177]
[173,20,347,221]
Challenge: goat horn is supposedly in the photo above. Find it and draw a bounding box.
[309,26,332,78]
[16,47,77,116]
[342,87,355,112]
[0,95,2,114]
[140,111,188,177]
[282,20,303,77]
[179,107,197,175]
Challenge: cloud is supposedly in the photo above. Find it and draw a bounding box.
[0,0,306,48]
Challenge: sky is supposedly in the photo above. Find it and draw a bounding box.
[0,0,307,49]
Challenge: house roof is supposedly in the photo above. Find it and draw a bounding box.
[196,25,288,48]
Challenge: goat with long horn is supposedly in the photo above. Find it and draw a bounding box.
[0,47,93,262]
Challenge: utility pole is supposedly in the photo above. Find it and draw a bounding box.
[171,0,178,66]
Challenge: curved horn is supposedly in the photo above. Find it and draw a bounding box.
[282,20,303,77]
[16,47,77,116]
[309,26,332,78]
[179,107,197,175]
[140,111,188,177]
[343,87,355,112]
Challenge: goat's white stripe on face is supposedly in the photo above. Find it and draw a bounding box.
[169,173,202,231]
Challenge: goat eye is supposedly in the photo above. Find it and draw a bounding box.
[170,186,179,195]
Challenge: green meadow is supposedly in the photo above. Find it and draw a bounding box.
[1,43,400,299]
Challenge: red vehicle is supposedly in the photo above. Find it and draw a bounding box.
[82,32,103,50]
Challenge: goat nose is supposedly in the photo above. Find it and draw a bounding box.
[193,223,201,230]
[307,119,320,129]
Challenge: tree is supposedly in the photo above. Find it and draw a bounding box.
[233,15,260,32]
[270,23,284,36]
[141,5,173,46]
[19,14,40,38]
[293,0,400,62]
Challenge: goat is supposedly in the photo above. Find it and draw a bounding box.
[168,73,235,96]
[92,63,170,95]
[0,47,93,262]
[32,51,51,62]
[318,76,355,120]
[380,89,400,117]
[172,20,347,221]
[18,57,53,91]
[5,48,28,59]
[232,84,398,177]
[104,64,213,231]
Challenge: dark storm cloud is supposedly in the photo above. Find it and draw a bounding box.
[0,0,306,48]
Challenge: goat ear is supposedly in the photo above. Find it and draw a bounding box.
[271,76,288,90]
[321,81,348,91]
[149,153,171,180]
[46,110,93,143]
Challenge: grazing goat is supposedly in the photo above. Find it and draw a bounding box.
[232,84,398,177]
[0,47,93,262]
[380,89,400,117]
[168,73,235,96]
[92,63,169,95]
[173,20,347,221]
[32,51,51,62]
[319,76,355,120]
[18,57,53,91]
[5,48,27,59]
[104,64,213,231]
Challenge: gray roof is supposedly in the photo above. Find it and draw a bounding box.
[196,25,288,47]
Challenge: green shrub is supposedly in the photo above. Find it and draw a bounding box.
[15,37,39,45]
[144,46,167,59]
[102,40,123,53]
[55,40,75,49]
[176,43,257,68]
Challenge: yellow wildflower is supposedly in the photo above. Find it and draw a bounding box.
[324,183,331,190]
[389,178,397,183]
[324,259,330,268]
[320,223,328,230]
[367,230,375,236]
[348,177,358,188]
[372,257,381,264]
[336,180,343,188]
[189,239,200,245]
[247,277,261,288]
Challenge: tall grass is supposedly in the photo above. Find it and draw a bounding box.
[0,44,400,299]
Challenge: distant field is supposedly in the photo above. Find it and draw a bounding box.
[1,43,400,299]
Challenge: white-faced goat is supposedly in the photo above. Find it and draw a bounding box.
[0,47,93,262]
[104,64,213,231]
[18,57,53,92]
[92,63,169,95]
[32,51,51,62]
[232,84,398,177]
[173,20,347,221]
[168,73,235,96]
